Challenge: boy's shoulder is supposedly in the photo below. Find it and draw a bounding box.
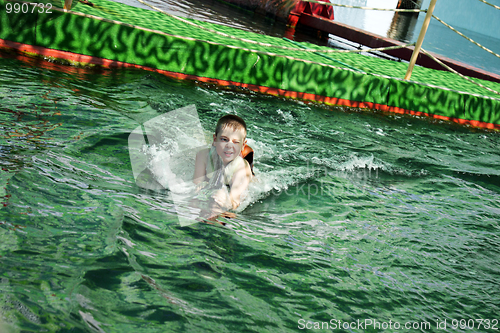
[232,156,253,179]
[196,147,210,160]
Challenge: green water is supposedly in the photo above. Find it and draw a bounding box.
[1,53,500,333]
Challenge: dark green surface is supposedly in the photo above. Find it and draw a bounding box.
[1,0,499,126]
[1,55,500,332]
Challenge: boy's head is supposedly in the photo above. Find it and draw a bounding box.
[215,115,247,139]
[213,115,247,165]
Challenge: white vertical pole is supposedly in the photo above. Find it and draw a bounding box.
[404,0,438,80]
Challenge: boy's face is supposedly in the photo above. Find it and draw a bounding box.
[213,127,246,166]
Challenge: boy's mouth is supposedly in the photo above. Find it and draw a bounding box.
[223,151,233,158]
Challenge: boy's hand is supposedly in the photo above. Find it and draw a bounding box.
[212,188,231,209]
[220,211,236,218]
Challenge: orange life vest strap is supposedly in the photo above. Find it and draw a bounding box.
[240,144,253,159]
[240,144,255,175]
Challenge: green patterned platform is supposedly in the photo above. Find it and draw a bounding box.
[1,0,499,128]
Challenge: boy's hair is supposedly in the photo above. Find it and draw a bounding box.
[215,115,247,138]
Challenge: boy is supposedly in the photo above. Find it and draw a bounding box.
[193,115,253,211]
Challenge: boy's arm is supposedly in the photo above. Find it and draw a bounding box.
[227,163,252,210]
[193,148,209,185]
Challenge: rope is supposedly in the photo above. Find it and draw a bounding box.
[301,0,427,12]
[420,48,500,96]
[477,0,500,10]
[135,0,415,54]
[432,14,500,60]
[408,0,423,8]
[322,43,417,53]
[283,37,365,73]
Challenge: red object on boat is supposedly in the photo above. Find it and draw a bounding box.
[288,0,334,27]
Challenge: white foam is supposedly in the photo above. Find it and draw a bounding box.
[337,154,386,172]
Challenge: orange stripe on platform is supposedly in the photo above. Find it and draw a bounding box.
[1,38,499,131]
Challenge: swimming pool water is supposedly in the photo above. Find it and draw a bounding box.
[1,54,500,332]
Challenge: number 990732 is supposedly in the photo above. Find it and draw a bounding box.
[5,2,53,14]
